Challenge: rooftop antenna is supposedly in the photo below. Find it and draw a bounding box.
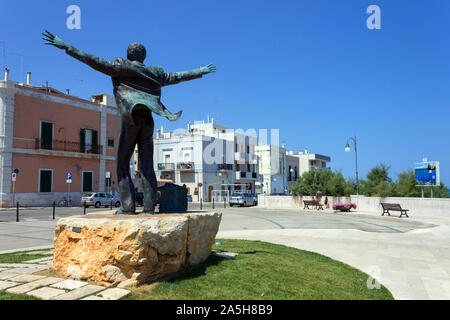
[0,41,5,73]
[73,78,84,98]
[9,52,24,83]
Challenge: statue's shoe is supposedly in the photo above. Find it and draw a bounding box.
[114,208,136,215]
[143,210,155,215]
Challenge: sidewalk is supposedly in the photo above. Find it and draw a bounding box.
[217,210,450,300]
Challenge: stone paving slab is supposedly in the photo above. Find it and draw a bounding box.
[51,279,88,290]
[8,274,46,282]
[0,271,20,280]
[27,287,66,300]
[23,257,53,264]
[25,250,53,255]
[81,295,108,300]
[0,263,43,268]
[7,266,49,274]
[97,288,131,300]
[0,280,20,290]
[51,284,106,300]
[6,277,63,294]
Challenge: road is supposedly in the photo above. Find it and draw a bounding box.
[0,202,435,252]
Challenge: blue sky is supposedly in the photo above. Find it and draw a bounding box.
[1,0,449,183]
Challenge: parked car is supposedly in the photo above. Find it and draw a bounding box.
[229,193,257,207]
[81,192,121,208]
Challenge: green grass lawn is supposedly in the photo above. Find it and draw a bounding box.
[128,239,394,300]
[0,249,52,300]
[0,242,394,300]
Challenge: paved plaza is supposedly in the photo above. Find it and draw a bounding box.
[0,204,449,299]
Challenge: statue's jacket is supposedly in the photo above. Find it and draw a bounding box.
[65,45,203,121]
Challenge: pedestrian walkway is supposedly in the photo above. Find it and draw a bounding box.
[0,252,130,300]
[217,211,450,300]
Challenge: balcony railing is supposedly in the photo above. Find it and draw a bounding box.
[177,162,194,171]
[218,164,233,171]
[158,163,175,171]
[35,139,102,155]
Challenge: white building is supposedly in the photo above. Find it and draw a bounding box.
[286,148,331,188]
[255,144,287,194]
[136,119,259,201]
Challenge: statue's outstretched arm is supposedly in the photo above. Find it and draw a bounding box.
[42,30,122,77]
[163,64,216,86]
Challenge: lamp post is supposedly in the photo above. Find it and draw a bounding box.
[345,136,359,196]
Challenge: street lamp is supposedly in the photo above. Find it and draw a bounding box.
[345,136,359,196]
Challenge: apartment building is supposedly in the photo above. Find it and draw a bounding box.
[286,149,331,188]
[0,70,120,206]
[255,144,287,194]
[140,119,259,201]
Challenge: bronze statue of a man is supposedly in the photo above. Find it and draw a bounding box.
[42,30,216,214]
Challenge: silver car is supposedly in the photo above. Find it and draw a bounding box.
[81,192,121,208]
[229,193,256,207]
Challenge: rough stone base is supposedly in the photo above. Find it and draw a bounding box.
[52,211,222,287]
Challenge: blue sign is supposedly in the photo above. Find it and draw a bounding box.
[414,161,440,186]
[66,172,72,180]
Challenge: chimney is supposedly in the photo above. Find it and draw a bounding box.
[26,72,31,85]
[66,89,70,95]
[4,68,10,81]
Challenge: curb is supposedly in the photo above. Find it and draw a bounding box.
[0,245,54,255]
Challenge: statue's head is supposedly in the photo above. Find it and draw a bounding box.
[127,43,146,63]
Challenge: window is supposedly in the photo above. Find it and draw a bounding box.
[82,171,93,192]
[80,128,98,153]
[39,169,52,192]
[108,139,114,147]
[164,154,171,163]
[40,122,53,150]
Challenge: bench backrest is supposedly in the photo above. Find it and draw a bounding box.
[381,203,402,210]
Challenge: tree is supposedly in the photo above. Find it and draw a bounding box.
[360,163,394,197]
[290,168,333,196]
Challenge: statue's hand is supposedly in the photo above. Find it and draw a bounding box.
[42,30,69,50]
[200,63,216,75]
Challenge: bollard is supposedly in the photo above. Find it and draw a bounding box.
[212,197,215,209]
[52,201,55,220]
[224,198,226,208]
[16,202,19,222]
[200,198,202,210]
[84,201,86,215]
[110,200,113,211]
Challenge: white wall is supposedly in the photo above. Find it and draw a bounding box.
[258,194,450,218]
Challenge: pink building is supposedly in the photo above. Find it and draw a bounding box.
[0,70,121,206]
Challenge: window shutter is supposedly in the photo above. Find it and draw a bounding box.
[80,128,86,153]
[92,130,98,153]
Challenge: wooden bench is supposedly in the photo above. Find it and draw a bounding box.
[303,200,323,210]
[380,203,409,218]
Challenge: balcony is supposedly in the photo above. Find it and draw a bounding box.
[35,139,103,155]
[177,162,194,171]
[158,163,175,171]
[235,171,258,180]
[218,163,233,171]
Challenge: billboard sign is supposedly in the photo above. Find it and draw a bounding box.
[415,161,440,186]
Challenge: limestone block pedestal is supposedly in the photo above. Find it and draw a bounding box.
[52,211,222,288]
